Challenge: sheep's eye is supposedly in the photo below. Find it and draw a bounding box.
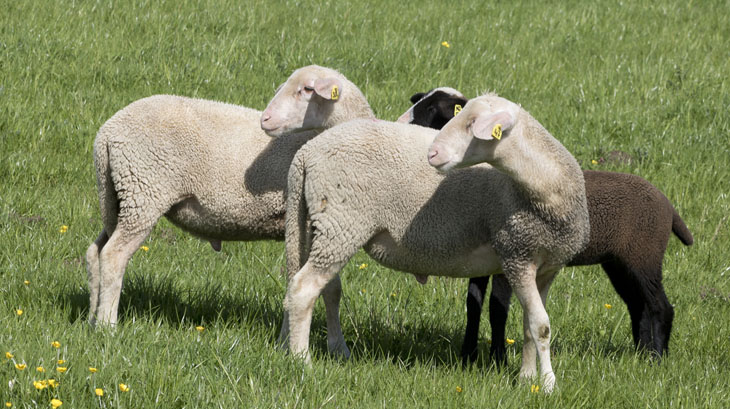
[303,86,314,93]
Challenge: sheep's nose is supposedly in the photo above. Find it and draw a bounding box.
[260,113,272,130]
[427,149,439,162]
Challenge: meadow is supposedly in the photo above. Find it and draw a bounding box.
[1,0,729,407]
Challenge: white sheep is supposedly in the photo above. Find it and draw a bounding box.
[85,65,373,362]
[281,94,589,393]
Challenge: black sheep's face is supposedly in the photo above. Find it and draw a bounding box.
[397,89,468,130]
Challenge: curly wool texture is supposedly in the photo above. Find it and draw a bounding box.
[286,115,589,284]
[94,95,315,241]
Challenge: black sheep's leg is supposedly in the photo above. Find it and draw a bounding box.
[462,276,489,366]
[601,261,648,350]
[489,274,513,367]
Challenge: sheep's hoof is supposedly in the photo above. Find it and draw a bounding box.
[541,372,556,394]
[328,340,351,360]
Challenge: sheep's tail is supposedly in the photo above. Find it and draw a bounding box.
[284,151,311,279]
[93,124,119,234]
[671,206,694,246]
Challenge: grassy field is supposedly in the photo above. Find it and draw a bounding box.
[2,0,729,407]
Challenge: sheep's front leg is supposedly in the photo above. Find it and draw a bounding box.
[286,260,346,363]
[509,265,556,393]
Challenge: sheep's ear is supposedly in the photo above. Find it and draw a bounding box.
[313,78,344,101]
[410,92,426,104]
[471,111,515,141]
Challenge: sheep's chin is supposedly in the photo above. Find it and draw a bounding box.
[433,160,460,174]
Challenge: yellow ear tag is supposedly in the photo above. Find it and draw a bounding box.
[454,104,462,116]
[331,85,339,100]
[492,124,502,140]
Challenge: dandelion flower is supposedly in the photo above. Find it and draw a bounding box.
[36,366,45,373]
[15,363,26,370]
[95,388,104,397]
[23,280,30,285]
[5,352,13,359]
[195,326,205,332]
[119,383,130,392]
[57,359,65,365]
[51,341,61,348]
[456,386,463,393]
[16,309,23,316]
[59,225,68,233]
[88,367,98,373]
[50,399,63,408]
[140,245,149,252]
[358,263,367,269]
[56,367,67,373]
[441,41,450,48]
[506,338,515,345]
[531,384,540,393]
[591,159,598,165]
[604,303,612,309]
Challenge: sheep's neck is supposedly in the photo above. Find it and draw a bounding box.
[327,94,375,127]
[491,135,581,214]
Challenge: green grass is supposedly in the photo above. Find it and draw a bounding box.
[2,0,729,407]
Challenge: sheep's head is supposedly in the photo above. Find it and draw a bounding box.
[261,65,346,137]
[427,95,519,171]
[397,87,467,129]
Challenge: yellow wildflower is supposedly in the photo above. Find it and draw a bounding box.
[95,388,104,397]
[119,383,130,392]
[48,379,58,388]
[15,363,26,370]
[358,263,367,270]
[57,359,65,365]
[16,309,23,316]
[89,367,98,373]
[37,366,45,373]
[24,280,30,285]
[441,41,450,48]
[531,384,540,393]
[5,403,11,408]
[195,326,205,332]
[51,341,61,348]
[56,367,67,373]
[456,386,463,393]
[506,338,515,345]
[59,225,68,233]
[5,352,13,359]
[140,245,149,252]
[50,399,63,408]
[390,292,397,297]
[34,380,49,390]
[604,303,612,309]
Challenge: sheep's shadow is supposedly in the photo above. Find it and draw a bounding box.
[66,274,642,375]
[65,274,285,331]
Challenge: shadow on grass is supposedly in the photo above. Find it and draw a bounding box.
[65,276,646,375]
[65,273,285,330]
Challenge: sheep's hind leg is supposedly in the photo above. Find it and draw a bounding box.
[277,274,349,359]
[95,222,156,327]
[86,231,109,327]
[286,260,347,364]
[322,275,350,358]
